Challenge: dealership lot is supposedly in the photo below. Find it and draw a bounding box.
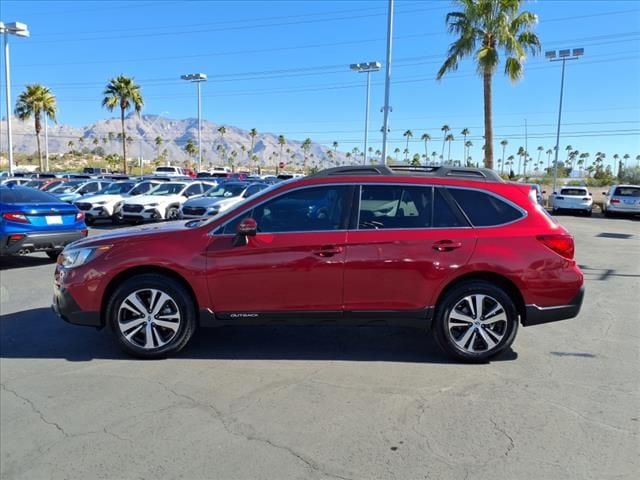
[1,214,638,479]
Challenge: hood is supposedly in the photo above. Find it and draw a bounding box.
[68,220,196,248]
[183,196,238,208]
[77,193,123,204]
[123,194,182,205]
[56,193,81,202]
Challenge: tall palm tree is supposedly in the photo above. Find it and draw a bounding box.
[431,151,438,165]
[302,138,312,171]
[499,139,508,174]
[332,141,339,156]
[440,124,450,158]
[445,133,455,163]
[102,75,143,173]
[536,145,544,167]
[623,153,630,169]
[464,140,473,166]
[516,146,525,175]
[460,128,470,159]
[394,147,401,161]
[403,130,413,160]
[565,145,573,164]
[437,0,540,169]
[154,136,163,160]
[249,128,258,164]
[546,148,553,172]
[14,84,57,172]
[184,139,197,160]
[420,133,431,164]
[506,155,515,174]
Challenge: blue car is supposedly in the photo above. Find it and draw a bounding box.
[0,185,87,259]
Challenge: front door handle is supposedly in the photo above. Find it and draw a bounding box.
[312,245,343,257]
[432,240,463,252]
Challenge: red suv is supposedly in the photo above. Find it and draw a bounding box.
[52,165,584,362]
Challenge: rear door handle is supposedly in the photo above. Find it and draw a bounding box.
[432,240,463,252]
[312,245,343,257]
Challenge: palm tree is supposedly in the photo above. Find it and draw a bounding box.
[460,128,470,159]
[516,146,525,175]
[440,124,450,159]
[394,147,401,161]
[431,151,438,165]
[67,140,74,154]
[154,136,163,160]
[565,145,573,164]
[546,148,553,172]
[14,84,57,172]
[437,0,540,169]
[217,125,226,149]
[464,140,473,167]
[636,155,640,168]
[445,133,455,163]
[102,75,143,173]
[499,139,508,174]
[506,155,515,175]
[623,153,630,169]
[403,130,413,160]
[184,139,197,160]
[332,141,339,156]
[249,128,258,164]
[302,138,312,170]
[537,145,544,168]
[420,133,431,165]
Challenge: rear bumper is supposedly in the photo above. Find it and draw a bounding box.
[523,286,585,326]
[0,230,87,255]
[52,283,102,328]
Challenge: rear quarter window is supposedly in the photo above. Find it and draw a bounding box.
[447,188,524,227]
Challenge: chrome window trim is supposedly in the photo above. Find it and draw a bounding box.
[210,180,528,236]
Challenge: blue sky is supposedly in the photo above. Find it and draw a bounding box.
[2,0,639,167]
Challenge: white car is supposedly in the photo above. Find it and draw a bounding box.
[74,180,161,224]
[180,182,269,219]
[551,186,593,216]
[153,166,185,176]
[602,184,640,217]
[121,181,213,222]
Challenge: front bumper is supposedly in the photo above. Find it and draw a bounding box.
[1,230,87,255]
[122,207,163,221]
[523,286,585,326]
[52,282,102,328]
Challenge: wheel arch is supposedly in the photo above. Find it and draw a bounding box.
[101,266,200,327]
[434,271,526,323]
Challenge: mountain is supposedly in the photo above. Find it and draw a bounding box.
[0,114,349,171]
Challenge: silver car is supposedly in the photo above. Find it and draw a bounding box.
[602,185,640,217]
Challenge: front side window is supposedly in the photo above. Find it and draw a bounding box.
[222,185,350,234]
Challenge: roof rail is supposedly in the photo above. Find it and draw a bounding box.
[310,164,503,182]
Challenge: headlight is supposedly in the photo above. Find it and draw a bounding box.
[147,203,160,207]
[60,245,111,268]
[94,201,107,205]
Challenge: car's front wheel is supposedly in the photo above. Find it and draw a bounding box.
[433,281,519,362]
[106,274,197,359]
[165,206,179,221]
[46,250,62,261]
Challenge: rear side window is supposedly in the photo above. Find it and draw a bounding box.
[447,188,524,227]
[358,185,432,229]
[613,187,640,197]
[0,187,59,204]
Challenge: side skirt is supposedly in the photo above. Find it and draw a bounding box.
[199,308,434,329]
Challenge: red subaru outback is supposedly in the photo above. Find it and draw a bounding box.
[52,165,584,362]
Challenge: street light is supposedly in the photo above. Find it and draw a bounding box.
[350,61,381,165]
[547,47,583,195]
[180,73,207,172]
[1,21,30,175]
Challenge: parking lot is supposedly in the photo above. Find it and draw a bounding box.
[1,213,638,480]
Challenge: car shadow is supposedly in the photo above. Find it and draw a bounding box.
[0,308,517,364]
[0,254,55,271]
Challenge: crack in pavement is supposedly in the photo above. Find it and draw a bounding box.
[155,381,353,480]
[489,418,515,457]
[1,382,69,438]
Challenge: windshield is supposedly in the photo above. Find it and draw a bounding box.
[205,184,247,198]
[148,182,187,195]
[560,188,588,196]
[50,181,84,193]
[99,182,136,194]
[129,181,156,195]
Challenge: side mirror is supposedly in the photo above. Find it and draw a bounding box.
[233,218,257,247]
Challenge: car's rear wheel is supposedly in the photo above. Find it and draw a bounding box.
[433,281,519,363]
[46,250,62,261]
[106,274,197,359]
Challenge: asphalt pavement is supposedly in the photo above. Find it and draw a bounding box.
[1,214,639,480]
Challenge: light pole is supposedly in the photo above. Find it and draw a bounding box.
[180,73,207,172]
[44,117,49,171]
[380,0,394,165]
[1,21,30,175]
[350,61,381,165]
[546,48,583,194]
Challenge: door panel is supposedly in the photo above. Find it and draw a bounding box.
[206,231,347,312]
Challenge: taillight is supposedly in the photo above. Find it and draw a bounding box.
[76,212,85,222]
[611,199,620,204]
[537,234,575,260]
[2,212,30,224]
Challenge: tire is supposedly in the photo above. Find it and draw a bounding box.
[46,250,62,261]
[433,280,519,363]
[106,273,197,359]
[165,206,179,221]
[586,209,592,217]
[111,212,123,225]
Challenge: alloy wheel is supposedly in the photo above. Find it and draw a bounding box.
[447,294,508,354]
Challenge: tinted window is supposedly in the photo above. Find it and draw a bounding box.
[447,188,523,227]
[358,185,432,229]
[223,186,350,234]
[185,184,202,196]
[560,188,588,196]
[613,187,640,197]
[433,188,468,228]
[0,187,60,204]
